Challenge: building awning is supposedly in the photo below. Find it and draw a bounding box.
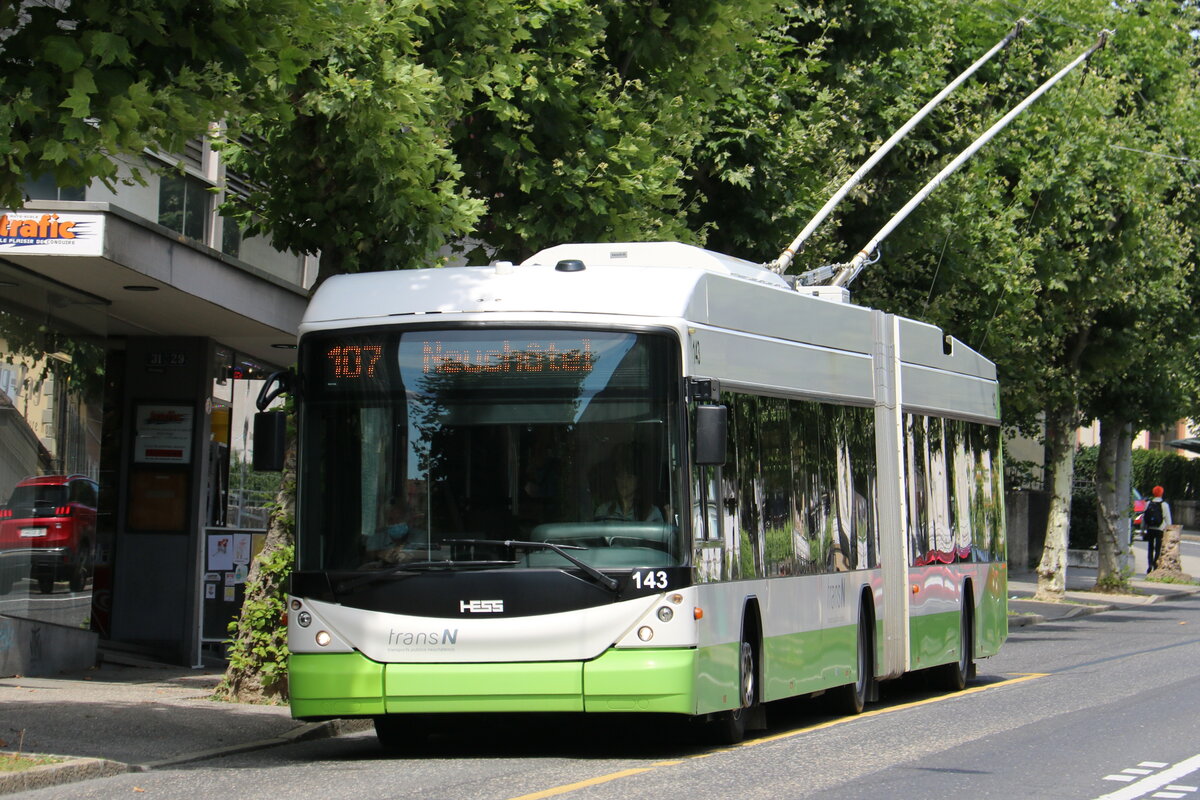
[0,202,307,369]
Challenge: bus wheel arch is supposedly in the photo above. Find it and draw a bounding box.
[709,598,765,743]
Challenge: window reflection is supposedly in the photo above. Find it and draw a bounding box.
[0,310,103,624]
[298,329,684,573]
[704,394,1000,583]
[907,414,1003,566]
[711,391,881,582]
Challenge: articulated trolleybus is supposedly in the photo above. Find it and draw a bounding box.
[262,241,1006,744]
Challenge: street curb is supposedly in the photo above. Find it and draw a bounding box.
[0,756,131,795]
[1008,614,1044,628]
[136,717,373,770]
[0,718,375,796]
[1145,589,1198,603]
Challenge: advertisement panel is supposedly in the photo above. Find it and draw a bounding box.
[0,211,105,256]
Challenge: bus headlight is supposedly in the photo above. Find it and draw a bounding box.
[296,611,312,628]
[637,626,654,642]
[656,606,674,623]
[315,630,332,647]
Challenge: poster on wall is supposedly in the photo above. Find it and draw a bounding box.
[0,211,105,256]
[134,404,194,464]
[207,533,235,571]
[201,530,269,641]
[127,468,189,532]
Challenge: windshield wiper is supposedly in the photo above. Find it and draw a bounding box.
[447,538,619,592]
[335,559,518,593]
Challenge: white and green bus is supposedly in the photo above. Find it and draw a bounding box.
[264,241,1006,745]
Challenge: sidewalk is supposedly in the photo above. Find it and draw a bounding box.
[0,650,368,795]
[1008,567,1200,627]
[2,569,1199,796]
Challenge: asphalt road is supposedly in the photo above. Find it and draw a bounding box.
[12,589,1200,800]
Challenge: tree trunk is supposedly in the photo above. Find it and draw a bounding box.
[215,434,296,704]
[1036,405,1076,600]
[1094,417,1133,589]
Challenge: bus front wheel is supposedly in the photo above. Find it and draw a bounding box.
[710,638,756,744]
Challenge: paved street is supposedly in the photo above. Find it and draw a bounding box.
[8,577,1200,800]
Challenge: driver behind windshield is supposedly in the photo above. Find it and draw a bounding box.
[593,446,663,523]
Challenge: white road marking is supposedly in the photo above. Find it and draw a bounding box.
[1095,754,1200,800]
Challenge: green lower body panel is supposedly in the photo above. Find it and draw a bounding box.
[582,648,697,714]
[385,661,585,713]
[289,649,700,718]
[910,611,959,670]
[289,652,386,719]
[760,626,855,702]
[980,563,1008,656]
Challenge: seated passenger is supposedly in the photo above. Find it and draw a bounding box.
[364,499,412,564]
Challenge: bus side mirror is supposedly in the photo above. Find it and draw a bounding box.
[695,404,727,466]
[253,411,287,472]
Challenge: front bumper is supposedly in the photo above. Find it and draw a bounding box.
[289,647,698,719]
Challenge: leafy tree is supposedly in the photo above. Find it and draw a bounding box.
[0,0,312,209]
[215,0,780,699]
[684,0,1199,600]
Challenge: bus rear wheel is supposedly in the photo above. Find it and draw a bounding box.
[939,601,974,692]
[837,612,873,715]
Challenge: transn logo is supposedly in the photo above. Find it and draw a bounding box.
[459,599,503,613]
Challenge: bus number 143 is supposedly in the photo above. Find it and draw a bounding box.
[633,570,669,590]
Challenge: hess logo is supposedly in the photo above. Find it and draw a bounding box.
[460,599,504,614]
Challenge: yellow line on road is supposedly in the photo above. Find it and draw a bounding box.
[506,673,1048,800]
[741,672,1048,747]
[507,768,654,800]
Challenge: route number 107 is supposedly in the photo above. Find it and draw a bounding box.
[632,570,669,590]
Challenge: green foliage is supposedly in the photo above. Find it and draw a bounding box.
[0,0,314,209]
[220,536,293,701]
[1073,444,1200,548]
[214,0,779,278]
[1146,573,1199,586]
[1131,448,1200,502]
[0,310,106,403]
[1093,565,1133,594]
[1068,493,1098,550]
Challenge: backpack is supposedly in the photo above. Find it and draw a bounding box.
[1143,498,1164,528]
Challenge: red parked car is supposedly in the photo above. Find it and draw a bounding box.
[0,475,98,594]
[1131,488,1148,543]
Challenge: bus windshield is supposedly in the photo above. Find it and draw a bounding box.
[296,328,683,573]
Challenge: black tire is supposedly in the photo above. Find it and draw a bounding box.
[68,543,91,593]
[37,576,55,594]
[838,613,873,715]
[374,715,413,749]
[939,602,974,692]
[710,638,756,744]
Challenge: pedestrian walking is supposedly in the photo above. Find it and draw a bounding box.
[1140,485,1172,573]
